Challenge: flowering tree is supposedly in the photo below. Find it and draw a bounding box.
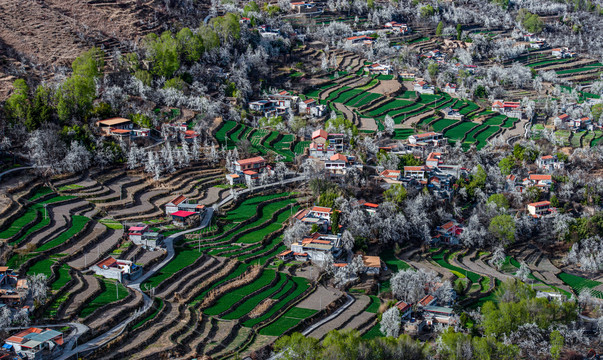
[380,306,401,338]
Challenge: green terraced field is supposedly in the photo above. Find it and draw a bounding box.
[334,88,364,104]
[554,130,571,146]
[527,58,572,68]
[393,128,415,140]
[475,126,500,150]
[294,141,311,154]
[431,119,459,132]
[225,193,292,222]
[445,122,478,140]
[432,251,480,283]
[558,272,603,298]
[36,215,90,252]
[143,249,203,288]
[259,307,318,336]
[366,99,413,117]
[215,121,237,146]
[501,117,518,128]
[222,272,288,320]
[243,276,311,327]
[348,92,381,107]
[79,278,128,317]
[571,132,585,147]
[204,270,277,315]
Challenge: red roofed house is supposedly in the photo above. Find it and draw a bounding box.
[570,117,592,131]
[437,220,463,245]
[426,152,442,167]
[396,301,412,319]
[278,250,294,261]
[90,256,142,282]
[443,83,457,94]
[128,224,150,243]
[299,98,316,114]
[225,173,244,186]
[5,327,64,356]
[325,153,349,172]
[165,195,188,216]
[536,155,564,171]
[235,156,266,172]
[491,99,523,119]
[364,62,392,75]
[171,210,199,226]
[527,201,553,217]
[312,129,328,144]
[96,117,132,136]
[309,206,332,220]
[418,294,437,307]
[243,169,260,184]
[404,166,428,179]
[380,169,402,181]
[346,35,374,46]
[408,132,446,146]
[525,174,553,188]
[413,80,435,94]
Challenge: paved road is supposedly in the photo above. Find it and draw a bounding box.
[57,209,214,359]
[216,176,306,209]
[0,166,35,180]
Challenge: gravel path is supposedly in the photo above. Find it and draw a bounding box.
[306,295,370,339]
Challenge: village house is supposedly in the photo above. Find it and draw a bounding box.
[290,232,343,262]
[293,207,331,232]
[249,100,274,113]
[290,1,318,13]
[536,155,565,172]
[408,132,446,146]
[418,294,437,308]
[170,210,200,226]
[552,47,575,58]
[96,117,132,136]
[442,107,464,121]
[360,201,379,214]
[235,156,266,172]
[527,200,554,217]
[523,174,553,189]
[422,50,444,61]
[384,21,410,34]
[298,98,318,115]
[364,62,393,75]
[127,225,164,248]
[435,220,463,245]
[422,305,457,325]
[570,117,592,131]
[267,91,299,109]
[324,153,350,173]
[380,169,402,181]
[128,225,150,243]
[403,166,428,179]
[425,152,442,167]
[363,255,383,275]
[90,256,142,282]
[4,327,64,359]
[311,129,345,151]
[396,301,412,319]
[443,83,457,94]
[413,80,435,95]
[165,195,188,216]
[491,100,523,119]
[345,35,374,46]
[225,173,245,186]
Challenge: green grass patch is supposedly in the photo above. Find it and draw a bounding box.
[36,216,90,252]
[222,272,288,320]
[366,295,381,313]
[79,279,128,318]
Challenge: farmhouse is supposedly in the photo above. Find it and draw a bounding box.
[527,200,554,217]
[290,233,343,262]
[128,225,150,243]
[5,327,64,358]
[491,100,523,119]
[413,80,435,95]
[425,152,442,167]
[362,255,383,275]
[442,107,464,120]
[443,83,457,94]
[524,174,553,188]
[418,295,437,307]
[90,256,142,282]
[96,118,132,136]
[408,132,446,146]
[324,153,349,172]
[552,47,575,58]
[345,35,374,46]
[423,305,457,325]
[404,166,429,179]
[396,301,412,319]
[293,208,329,232]
[290,1,317,13]
[436,220,463,245]
[536,155,564,171]
[380,169,402,181]
[364,62,392,75]
[235,156,266,172]
[268,91,299,108]
[170,210,199,226]
[165,195,188,216]
[384,21,410,34]
[225,173,244,186]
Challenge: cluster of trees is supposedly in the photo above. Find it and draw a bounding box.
[565,235,603,271]
[274,331,428,360]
